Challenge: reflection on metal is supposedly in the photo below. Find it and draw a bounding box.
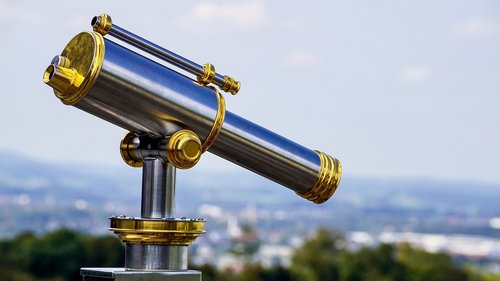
[42,27,341,202]
[91,14,240,95]
[42,13,344,281]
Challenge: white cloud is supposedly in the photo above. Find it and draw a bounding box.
[282,51,319,67]
[401,66,432,83]
[177,1,268,32]
[454,19,500,36]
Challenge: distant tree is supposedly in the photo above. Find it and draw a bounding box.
[290,228,344,281]
[82,234,124,268]
[397,243,468,281]
[337,243,407,281]
[27,229,86,280]
[0,229,124,281]
[227,264,292,281]
[192,263,226,281]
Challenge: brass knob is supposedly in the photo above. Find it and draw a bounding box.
[166,130,202,169]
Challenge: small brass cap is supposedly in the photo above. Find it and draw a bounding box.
[92,14,112,36]
[166,130,202,169]
[120,132,143,168]
[220,75,241,95]
[297,151,342,204]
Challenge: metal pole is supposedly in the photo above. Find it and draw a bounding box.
[141,159,176,218]
[125,157,188,270]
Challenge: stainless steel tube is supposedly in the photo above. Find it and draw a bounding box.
[43,31,341,203]
[141,159,176,219]
[125,244,188,270]
[84,37,318,193]
[109,24,207,79]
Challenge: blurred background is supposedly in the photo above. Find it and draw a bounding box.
[0,0,499,280]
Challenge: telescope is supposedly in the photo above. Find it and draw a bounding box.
[43,14,342,281]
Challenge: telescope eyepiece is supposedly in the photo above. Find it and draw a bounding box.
[43,64,84,96]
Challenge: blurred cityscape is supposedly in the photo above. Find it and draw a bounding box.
[1,150,500,272]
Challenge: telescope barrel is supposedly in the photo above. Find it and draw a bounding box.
[43,31,341,204]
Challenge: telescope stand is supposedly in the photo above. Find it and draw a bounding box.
[82,133,205,281]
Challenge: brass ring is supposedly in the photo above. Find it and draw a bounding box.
[197,63,216,85]
[110,217,205,246]
[201,86,226,153]
[296,151,342,204]
[92,14,113,36]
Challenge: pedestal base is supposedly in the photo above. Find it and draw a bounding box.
[81,268,202,281]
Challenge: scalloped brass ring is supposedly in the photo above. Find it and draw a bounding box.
[110,217,205,246]
[297,151,342,204]
[201,86,226,153]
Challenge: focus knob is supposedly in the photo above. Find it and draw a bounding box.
[166,130,202,169]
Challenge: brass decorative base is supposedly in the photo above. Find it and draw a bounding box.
[110,217,205,246]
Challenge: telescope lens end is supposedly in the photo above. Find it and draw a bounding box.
[297,151,342,204]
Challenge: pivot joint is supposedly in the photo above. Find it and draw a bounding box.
[120,130,202,169]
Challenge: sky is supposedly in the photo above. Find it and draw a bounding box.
[0,0,499,183]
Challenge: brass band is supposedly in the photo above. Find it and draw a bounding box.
[202,86,226,153]
[197,63,216,85]
[110,217,205,246]
[297,151,342,204]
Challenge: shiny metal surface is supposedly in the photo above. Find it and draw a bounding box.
[71,38,321,194]
[103,22,230,91]
[125,244,188,270]
[141,159,176,219]
[75,38,216,140]
[164,164,176,217]
[212,112,320,193]
[81,267,201,280]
